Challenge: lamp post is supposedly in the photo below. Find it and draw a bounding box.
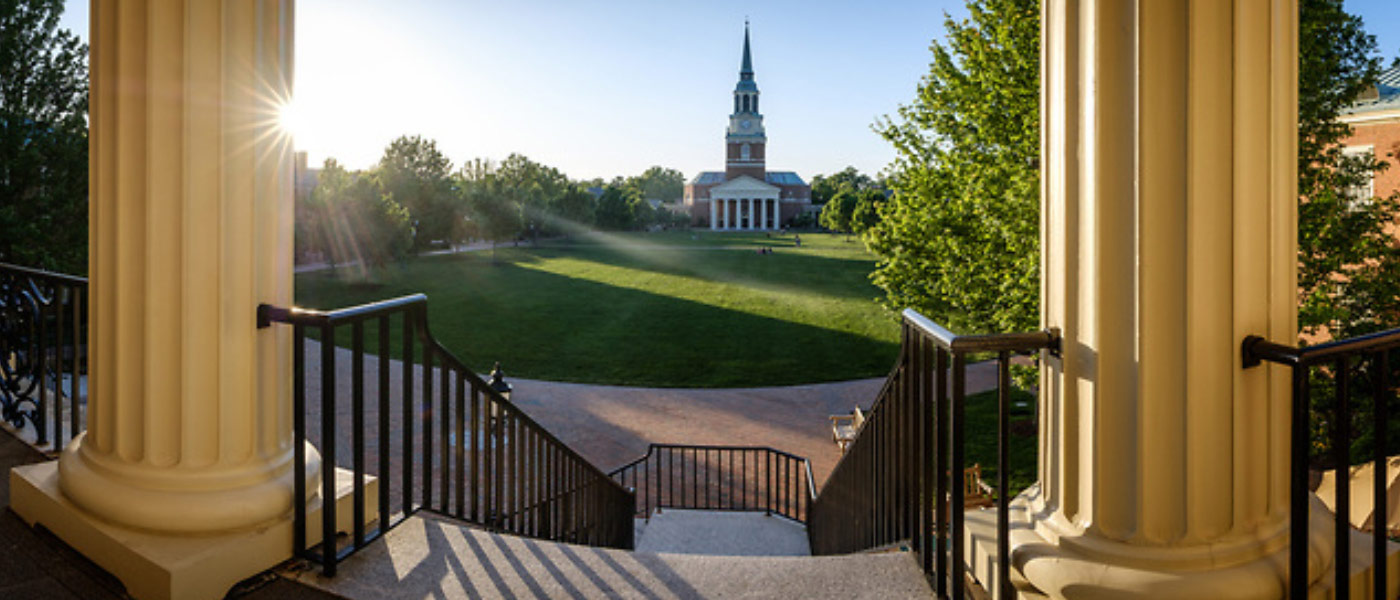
[488,361,512,401]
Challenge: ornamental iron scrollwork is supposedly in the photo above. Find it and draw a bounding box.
[0,265,87,449]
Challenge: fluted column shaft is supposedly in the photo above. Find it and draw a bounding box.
[58,0,309,533]
[1023,0,1304,596]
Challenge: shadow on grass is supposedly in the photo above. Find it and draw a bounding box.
[533,244,885,302]
[296,253,898,388]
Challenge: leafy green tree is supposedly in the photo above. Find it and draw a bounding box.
[0,0,87,273]
[310,160,413,276]
[465,173,521,263]
[377,135,455,251]
[819,190,858,237]
[550,186,596,234]
[867,0,1039,334]
[1297,0,1400,340]
[630,166,684,203]
[851,189,885,235]
[594,185,642,231]
[496,153,570,238]
[811,167,876,205]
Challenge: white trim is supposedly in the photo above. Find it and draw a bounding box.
[1340,108,1400,125]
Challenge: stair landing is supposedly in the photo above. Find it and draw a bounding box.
[291,512,933,599]
[634,509,810,556]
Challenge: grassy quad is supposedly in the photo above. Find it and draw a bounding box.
[295,231,900,387]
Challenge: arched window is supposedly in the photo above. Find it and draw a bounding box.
[734,95,740,113]
[753,96,759,113]
[742,95,750,113]
[741,144,751,160]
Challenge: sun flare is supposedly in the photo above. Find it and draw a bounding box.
[277,101,305,141]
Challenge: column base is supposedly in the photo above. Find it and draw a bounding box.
[959,487,1394,599]
[9,460,376,600]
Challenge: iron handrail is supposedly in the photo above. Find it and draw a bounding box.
[808,309,1057,600]
[260,295,635,575]
[1243,329,1400,599]
[609,443,814,523]
[0,263,87,452]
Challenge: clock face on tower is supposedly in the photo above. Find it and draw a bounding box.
[741,119,752,130]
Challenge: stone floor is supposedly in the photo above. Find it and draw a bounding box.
[0,433,337,600]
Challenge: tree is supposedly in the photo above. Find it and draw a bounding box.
[1297,0,1400,340]
[811,167,876,205]
[851,189,885,235]
[549,186,597,234]
[819,190,857,237]
[0,0,87,273]
[310,160,413,277]
[465,173,521,263]
[377,135,455,251]
[594,185,641,231]
[866,0,1040,334]
[630,166,684,203]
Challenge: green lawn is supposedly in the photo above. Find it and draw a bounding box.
[295,231,899,387]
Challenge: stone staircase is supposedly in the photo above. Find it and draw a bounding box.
[290,510,934,599]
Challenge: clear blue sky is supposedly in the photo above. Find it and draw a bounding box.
[56,1,1400,184]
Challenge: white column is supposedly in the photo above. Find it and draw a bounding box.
[54,0,311,534]
[721,198,729,230]
[760,197,768,230]
[1016,1,1316,598]
[710,198,718,230]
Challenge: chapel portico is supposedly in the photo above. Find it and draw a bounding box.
[709,175,781,230]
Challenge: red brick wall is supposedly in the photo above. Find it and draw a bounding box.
[1341,117,1400,200]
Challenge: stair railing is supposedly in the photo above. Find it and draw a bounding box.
[1244,330,1400,599]
[609,444,816,523]
[260,296,635,576]
[807,308,1058,600]
[0,263,87,453]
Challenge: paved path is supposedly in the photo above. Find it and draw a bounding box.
[294,240,501,274]
[302,339,1010,489]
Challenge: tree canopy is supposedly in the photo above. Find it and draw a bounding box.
[1296,0,1400,339]
[0,0,87,273]
[866,0,1040,334]
[377,135,457,250]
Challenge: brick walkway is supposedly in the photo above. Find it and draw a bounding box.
[301,340,1009,491]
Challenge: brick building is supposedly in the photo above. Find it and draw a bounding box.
[1341,64,1400,200]
[683,23,811,230]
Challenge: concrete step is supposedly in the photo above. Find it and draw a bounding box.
[291,513,934,599]
[634,508,810,556]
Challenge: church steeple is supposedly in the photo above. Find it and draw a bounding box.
[740,20,754,79]
[726,20,765,180]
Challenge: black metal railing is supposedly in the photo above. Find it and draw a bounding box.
[1244,330,1400,599]
[807,309,1057,600]
[608,444,816,523]
[0,264,87,452]
[260,296,635,576]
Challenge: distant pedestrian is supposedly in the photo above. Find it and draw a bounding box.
[794,235,802,247]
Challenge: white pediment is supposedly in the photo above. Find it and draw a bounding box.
[710,174,779,196]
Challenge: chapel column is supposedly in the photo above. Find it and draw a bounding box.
[1016,1,1317,597]
[12,2,322,598]
[761,197,769,230]
[711,198,718,230]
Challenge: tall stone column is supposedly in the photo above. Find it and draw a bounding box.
[10,2,330,598]
[711,198,718,230]
[56,0,309,534]
[1016,1,1319,597]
